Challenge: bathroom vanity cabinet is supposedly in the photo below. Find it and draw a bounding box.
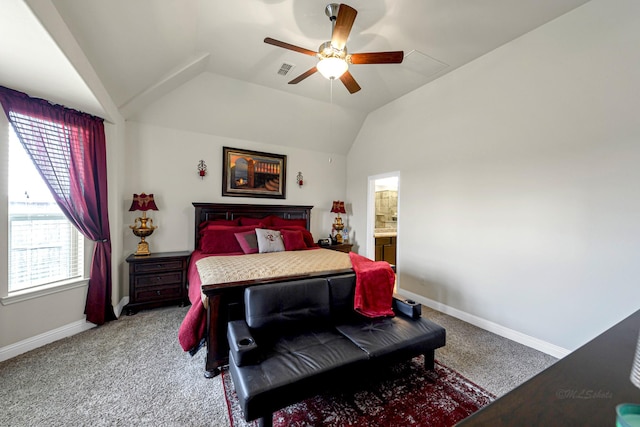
[374,236,396,265]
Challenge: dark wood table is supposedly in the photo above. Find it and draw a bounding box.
[124,251,190,314]
[457,309,640,426]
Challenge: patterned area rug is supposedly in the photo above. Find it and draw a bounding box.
[223,356,495,427]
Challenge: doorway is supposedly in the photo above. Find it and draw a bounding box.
[367,172,399,268]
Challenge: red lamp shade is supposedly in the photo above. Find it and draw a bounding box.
[129,193,159,212]
[331,200,346,214]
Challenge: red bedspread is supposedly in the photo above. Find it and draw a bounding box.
[350,252,395,318]
[178,250,237,353]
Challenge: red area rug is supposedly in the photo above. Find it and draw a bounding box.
[223,356,495,427]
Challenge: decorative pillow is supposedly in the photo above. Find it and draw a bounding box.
[271,217,307,228]
[274,225,316,248]
[200,225,258,254]
[235,230,259,254]
[238,216,271,226]
[255,228,285,253]
[281,229,307,251]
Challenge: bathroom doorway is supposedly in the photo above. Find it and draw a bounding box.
[367,172,399,267]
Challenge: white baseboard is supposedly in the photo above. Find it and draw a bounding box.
[398,289,571,359]
[0,318,96,362]
[0,298,131,363]
[114,296,129,318]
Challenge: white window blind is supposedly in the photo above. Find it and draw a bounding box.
[7,125,83,292]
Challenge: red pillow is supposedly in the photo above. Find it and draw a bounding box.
[198,219,239,231]
[281,229,307,251]
[274,225,316,248]
[235,230,259,254]
[199,224,240,239]
[200,225,257,254]
[238,216,271,226]
[271,217,308,228]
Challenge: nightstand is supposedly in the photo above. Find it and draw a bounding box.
[124,251,190,315]
[326,243,353,253]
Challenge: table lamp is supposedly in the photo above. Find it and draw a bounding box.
[331,200,346,244]
[129,193,158,256]
[616,332,640,427]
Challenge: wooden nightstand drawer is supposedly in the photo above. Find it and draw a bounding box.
[133,260,184,274]
[326,243,353,253]
[125,251,191,315]
[134,272,183,288]
[135,284,183,302]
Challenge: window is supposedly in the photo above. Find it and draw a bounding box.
[7,125,84,292]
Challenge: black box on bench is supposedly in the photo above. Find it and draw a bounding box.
[393,297,422,319]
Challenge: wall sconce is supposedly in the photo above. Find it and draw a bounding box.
[197,160,207,179]
[297,171,304,187]
[129,193,158,256]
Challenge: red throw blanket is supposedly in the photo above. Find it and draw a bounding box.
[349,252,395,318]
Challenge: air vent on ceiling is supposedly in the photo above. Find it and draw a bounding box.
[402,50,448,78]
[277,62,295,76]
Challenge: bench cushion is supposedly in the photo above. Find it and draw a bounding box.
[335,316,446,358]
[245,278,330,330]
[229,327,368,421]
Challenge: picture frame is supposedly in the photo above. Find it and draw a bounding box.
[222,146,287,199]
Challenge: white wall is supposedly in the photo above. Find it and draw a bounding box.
[123,120,347,256]
[128,71,366,157]
[347,0,640,352]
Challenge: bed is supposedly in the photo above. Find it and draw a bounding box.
[178,203,355,377]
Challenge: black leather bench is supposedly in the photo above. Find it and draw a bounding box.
[227,273,446,427]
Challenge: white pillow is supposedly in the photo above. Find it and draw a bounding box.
[255,228,285,253]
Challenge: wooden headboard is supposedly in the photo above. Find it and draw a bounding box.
[193,203,313,250]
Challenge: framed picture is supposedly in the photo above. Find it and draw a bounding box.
[222,146,287,199]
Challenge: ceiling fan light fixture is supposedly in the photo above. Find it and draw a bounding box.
[264,3,401,93]
[317,57,348,80]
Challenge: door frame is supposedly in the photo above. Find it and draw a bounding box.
[366,171,400,265]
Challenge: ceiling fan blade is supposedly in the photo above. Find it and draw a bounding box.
[331,4,357,50]
[339,71,361,94]
[264,37,317,56]
[349,51,404,65]
[288,67,318,84]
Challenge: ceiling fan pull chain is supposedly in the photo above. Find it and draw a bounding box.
[330,78,334,106]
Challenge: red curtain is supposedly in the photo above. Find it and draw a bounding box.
[0,86,116,325]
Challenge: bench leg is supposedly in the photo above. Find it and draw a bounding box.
[424,350,435,370]
[257,415,273,427]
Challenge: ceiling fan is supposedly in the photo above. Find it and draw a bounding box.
[264,3,404,94]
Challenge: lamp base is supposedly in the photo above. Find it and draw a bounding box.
[333,214,345,244]
[134,240,151,256]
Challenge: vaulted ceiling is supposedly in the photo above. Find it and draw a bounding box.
[1,0,590,154]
